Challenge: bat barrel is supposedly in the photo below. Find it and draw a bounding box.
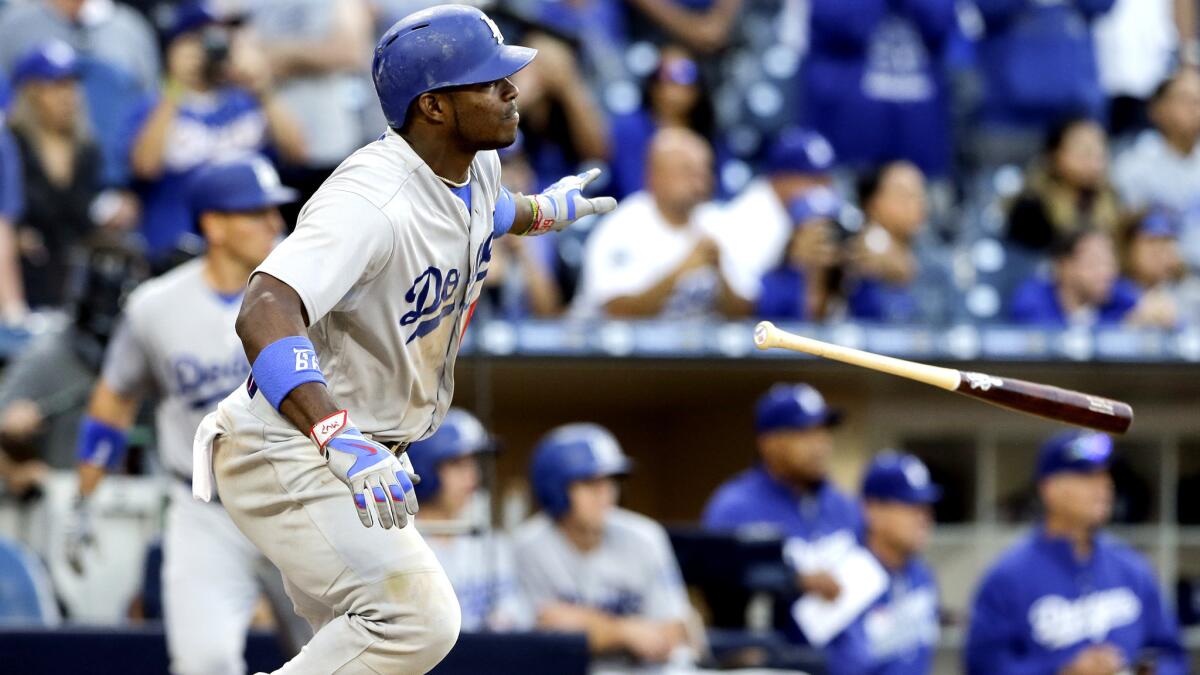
[955,372,1133,434]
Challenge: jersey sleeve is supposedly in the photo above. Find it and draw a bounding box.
[254,189,396,326]
[488,535,537,631]
[512,526,564,612]
[641,523,690,622]
[99,315,155,399]
[0,128,23,221]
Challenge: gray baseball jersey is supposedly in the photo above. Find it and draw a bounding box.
[103,258,247,477]
[238,128,499,442]
[425,531,533,633]
[511,509,690,622]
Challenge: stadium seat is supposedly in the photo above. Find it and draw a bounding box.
[0,536,60,626]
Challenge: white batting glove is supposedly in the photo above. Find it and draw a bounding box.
[527,168,617,235]
[312,410,420,529]
[64,495,95,574]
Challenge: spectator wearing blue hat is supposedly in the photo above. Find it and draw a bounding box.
[1008,229,1140,327]
[974,0,1116,162]
[0,71,25,323]
[965,431,1185,675]
[720,127,839,305]
[702,383,863,616]
[123,0,306,261]
[8,41,140,308]
[823,452,941,675]
[756,186,844,321]
[1118,209,1190,328]
[801,0,957,177]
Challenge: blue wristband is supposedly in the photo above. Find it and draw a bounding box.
[251,336,328,410]
[77,416,129,469]
[494,186,517,236]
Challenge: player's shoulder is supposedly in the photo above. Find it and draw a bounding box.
[1096,532,1157,579]
[607,507,671,548]
[315,133,424,212]
[980,529,1045,587]
[511,512,556,551]
[124,258,206,316]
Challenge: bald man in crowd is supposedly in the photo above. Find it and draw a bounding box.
[573,127,750,318]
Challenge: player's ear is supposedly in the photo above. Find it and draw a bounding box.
[198,212,224,246]
[414,91,449,126]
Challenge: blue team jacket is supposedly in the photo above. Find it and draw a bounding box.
[965,527,1185,675]
[827,556,939,675]
[1008,278,1139,327]
[702,466,864,541]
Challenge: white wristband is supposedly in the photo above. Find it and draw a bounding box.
[311,409,352,450]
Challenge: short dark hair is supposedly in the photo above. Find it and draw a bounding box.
[1042,116,1100,156]
[856,160,909,208]
[1049,227,1103,260]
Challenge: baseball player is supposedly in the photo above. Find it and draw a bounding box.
[191,6,616,673]
[65,155,304,675]
[965,431,1185,675]
[825,452,941,675]
[512,423,695,674]
[405,407,532,632]
[701,383,863,623]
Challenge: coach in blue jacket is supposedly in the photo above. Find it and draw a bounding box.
[965,431,1185,675]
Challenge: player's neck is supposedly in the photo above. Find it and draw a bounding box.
[866,531,908,572]
[559,518,603,553]
[203,252,253,296]
[1042,515,1096,560]
[402,130,473,185]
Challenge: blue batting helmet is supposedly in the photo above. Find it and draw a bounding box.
[372,5,537,130]
[406,408,493,501]
[530,423,631,518]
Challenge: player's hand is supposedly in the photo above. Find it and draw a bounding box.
[799,571,842,602]
[1059,644,1126,675]
[619,618,677,663]
[313,411,419,529]
[527,168,617,235]
[64,495,95,575]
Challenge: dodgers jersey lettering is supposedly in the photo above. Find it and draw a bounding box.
[103,258,247,477]
[244,128,499,442]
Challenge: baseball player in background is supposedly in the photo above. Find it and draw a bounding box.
[66,156,305,675]
[825,452,941,675]
[965,432,1185,675]
[512,423,697,674]
[405,408,533,633]
[191,5,616,674]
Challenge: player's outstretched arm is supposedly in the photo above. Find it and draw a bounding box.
[235,273,419,529]
[508,168,618,236]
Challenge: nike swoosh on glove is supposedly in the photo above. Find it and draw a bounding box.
[313,410,419,529]
[528,167,618,235]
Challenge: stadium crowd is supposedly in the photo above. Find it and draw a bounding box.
[0,0,1195,673]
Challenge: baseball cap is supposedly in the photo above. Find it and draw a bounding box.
[163,1,221,42]
[788,186,841,225]
[1036,431,1113,480]
[862,451,941,504]
[763,127,836,176]
[1134,208,1179,239]
[754,383,842,434]
[188,156,298,214]
[11,41,79,87]
[657,56,699,86]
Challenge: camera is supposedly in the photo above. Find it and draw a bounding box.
[200,25,231,86]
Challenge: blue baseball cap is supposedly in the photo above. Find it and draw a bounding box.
[862,452,941,504]
[788,186,841,225]
[764,127,836,176]
[11,41,79,87]
[1036,431,1113,480]
[755,383,842,434]
[1134,209,1179,239]
[188,156,298,214]
[164,1,221,42]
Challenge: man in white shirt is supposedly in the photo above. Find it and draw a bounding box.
[573,127,749,319]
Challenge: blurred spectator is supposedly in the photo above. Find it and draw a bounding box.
[624,0,742,55]
[8,41,138,308]
[702,383,863,641]
[514,424,697,671]
[1120,210,1189,328]
[0,73,26,323]
[124,1,306,261]
[719,127,837,305]
[573,127,748,318]
[479,135,563,319]
[845,160,949,323]
[0,0,162,183]
[1112,69,1200,268]
[0,234,147,499]
[1094,0,1188,136]
[755,186,843,321]
[238,0,375,203]
[824,452,940,675]
[531,0,628,80]
[801,0,957,177]
[407,409,533,633]
[1007,117,1122,252]
[974,0,1116,161]
[965,432,1185,675]
[607,45,723,200]
[1008,229,1138,328]
[511,32,609,190]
